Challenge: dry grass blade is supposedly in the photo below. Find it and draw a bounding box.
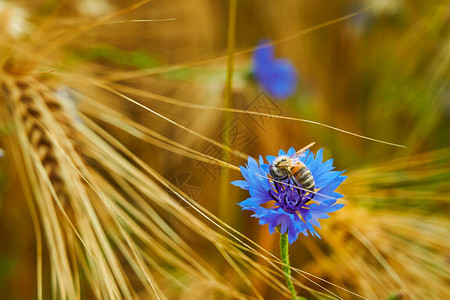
[88,80,405,148]
[101,6,371,82]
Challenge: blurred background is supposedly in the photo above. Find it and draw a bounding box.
[0,0,449,299]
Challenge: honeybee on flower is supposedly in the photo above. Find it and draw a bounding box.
[269,142,316,201]
[232,145,346,243]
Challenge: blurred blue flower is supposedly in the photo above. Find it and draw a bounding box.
[232,147,346,244]
[252,40,298,100]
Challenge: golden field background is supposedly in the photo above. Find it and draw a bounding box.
[0,0,449,299]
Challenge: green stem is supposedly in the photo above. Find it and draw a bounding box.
[280,233,306,300]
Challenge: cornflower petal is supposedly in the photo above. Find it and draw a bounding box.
[231,180,250,190]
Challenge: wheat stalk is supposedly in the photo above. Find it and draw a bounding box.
[0,44,276,300]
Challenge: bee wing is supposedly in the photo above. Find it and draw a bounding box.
[276,142,315,167]
[278,160,305,168]
[289,142,315,159]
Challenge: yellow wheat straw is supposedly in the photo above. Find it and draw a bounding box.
[100,81,406,148]
[102,7,371,82]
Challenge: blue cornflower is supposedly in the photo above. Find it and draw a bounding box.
[232,147,346,244]
[252,39,298,100]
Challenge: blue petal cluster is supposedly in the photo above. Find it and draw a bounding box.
[232,148,346,244]
[252,39,298,100]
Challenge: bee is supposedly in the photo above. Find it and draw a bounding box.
[269,142,316,201]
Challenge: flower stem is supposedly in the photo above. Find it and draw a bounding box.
[280,233,306,300]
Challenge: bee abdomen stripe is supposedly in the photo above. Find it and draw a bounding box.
[293,166,308,177]
[303,182,316,191]
[302,175,314,185]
